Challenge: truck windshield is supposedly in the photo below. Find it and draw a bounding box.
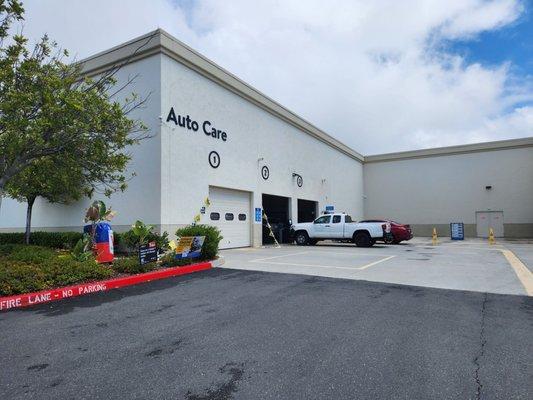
[345,215,353,223]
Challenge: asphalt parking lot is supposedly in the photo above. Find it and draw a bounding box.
[1,267,532,400]
[221,238,533,296]
[2,238,532,399]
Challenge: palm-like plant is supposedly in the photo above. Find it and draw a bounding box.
[84,200,116,247]
[84,200,116,223]
[131,220,154,246]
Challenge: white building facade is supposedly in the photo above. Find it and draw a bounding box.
[0,30,532,245]
[0,30,365,249]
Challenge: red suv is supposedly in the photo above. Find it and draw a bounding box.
[360,220,413,244]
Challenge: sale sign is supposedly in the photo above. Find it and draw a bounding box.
[175,236,205,259]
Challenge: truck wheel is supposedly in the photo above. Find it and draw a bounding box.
[295,231,309,246]
[354,232,373,247]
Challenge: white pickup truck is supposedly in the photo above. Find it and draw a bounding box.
[290,213,391,247]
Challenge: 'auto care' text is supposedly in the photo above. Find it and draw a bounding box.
[166,107,228,142]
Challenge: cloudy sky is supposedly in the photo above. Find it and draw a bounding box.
[22,0,533,154]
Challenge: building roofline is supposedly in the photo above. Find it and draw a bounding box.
[79,28,364,162]
[363,136,533,163]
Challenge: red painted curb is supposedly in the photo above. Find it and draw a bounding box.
[0,261,213,312]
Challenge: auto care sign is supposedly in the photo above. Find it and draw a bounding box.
[175,236,205,259]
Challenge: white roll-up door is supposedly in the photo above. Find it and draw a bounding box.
[207,187,251,249]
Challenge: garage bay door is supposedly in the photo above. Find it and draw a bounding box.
[208,187,251,249]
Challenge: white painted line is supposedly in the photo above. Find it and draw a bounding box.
[250,255,396,271]
[306,250,393,257]
[500,249,533,296]
[250,260,364,270]
[250,251,310,263]
[357,255,396,270]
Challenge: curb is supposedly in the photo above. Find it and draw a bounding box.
[212,256,225,268]
[0,261,213,312]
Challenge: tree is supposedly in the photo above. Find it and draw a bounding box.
[0,0,152,216]
[5,156,86,244]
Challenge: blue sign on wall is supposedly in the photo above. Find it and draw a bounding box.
[325,205,334,212]
[450,222,464,240]
[255,207,262,223]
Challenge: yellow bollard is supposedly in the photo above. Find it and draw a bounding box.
[432,227,438,246]
[488,228,495,245]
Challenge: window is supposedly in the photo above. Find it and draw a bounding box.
[345,215,353,223]
[210,212,220,221]
[238,214,246,221]
[225,213,234,221]
[332,215,341,223]
[314,215,331,224]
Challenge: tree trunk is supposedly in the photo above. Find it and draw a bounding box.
[0,180,7,216]
[25,196,36,245]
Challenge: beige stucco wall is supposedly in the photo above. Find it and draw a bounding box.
[363,146,533,237]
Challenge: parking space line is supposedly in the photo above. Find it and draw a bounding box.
[357,255,396,270]
[500,249,533,296]
[250,260,366,270]
[250,255,396,271]
[308,250,393,257]
[250,252,310,263]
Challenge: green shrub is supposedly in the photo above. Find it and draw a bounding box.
[0,262,47,295]
[0,232,83,249]
[159,251,194,267]
[40,259,113,287]
[175,224,222,261]
[117,229,137,250]
[0,244,18,256]
[0,255,114,296]
[0,245,114,296]
[0,233,24,245]
[70,234,93,262]
[152,231,170,252]
[112,257,156,274]
[5,245,57,263]
[118,229,170,254]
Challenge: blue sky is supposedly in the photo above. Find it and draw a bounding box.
[448,4,532,74]
[23,0,533,153]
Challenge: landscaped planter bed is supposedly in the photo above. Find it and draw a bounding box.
[0,244,216,311]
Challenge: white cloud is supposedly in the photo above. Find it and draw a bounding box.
[21,0,533,153]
